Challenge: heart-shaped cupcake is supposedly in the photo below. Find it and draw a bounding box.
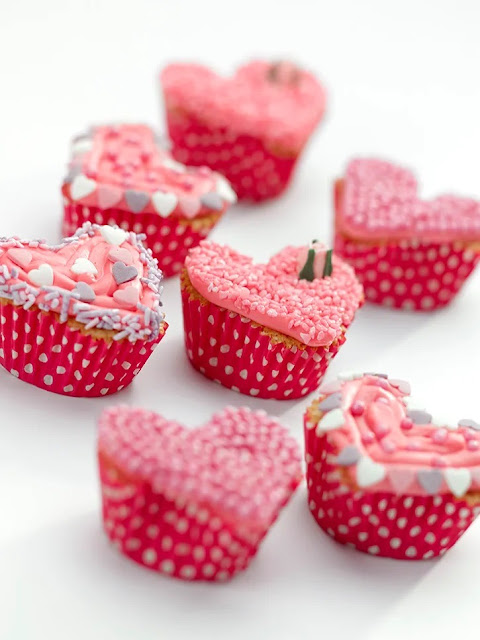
[161,60,326,201]
[98,405,302,581]
[62,123,236,277]
[0,222,167,396]
[304,372,480,559]
[334,158,480,310]
[181,241,363,399]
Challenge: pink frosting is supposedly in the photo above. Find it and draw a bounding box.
[161,61,326,151]
[63,124,235,218]
[185,241,363,347]
[0,223,164,341]
[314,374,480,496]
[98,405,302,526]
[336,158,480,242]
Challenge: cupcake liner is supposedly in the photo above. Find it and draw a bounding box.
[304,417,480,559]
[335,231,480,311]
[0,300,164,397]
[181,278,345,400]
[63,199,219,278]
[165,108,298,202]
[99,453,266,582]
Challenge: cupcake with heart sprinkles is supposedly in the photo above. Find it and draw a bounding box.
[0,222,167,396]
[304,373,480,559]
[62,123,236,278]
[98,405,302,581]
[161,60,326,201]
[334,158,480,310]
[181,240,363,399]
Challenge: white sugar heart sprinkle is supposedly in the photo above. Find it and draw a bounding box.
[315,408,344,434]
[100,225,127,246]
[28,263,54,287]
[444,468,471,497]
[152,191,178,217]
[216,176,237,203]
[71,257,98,276]
[70,174,97,200]
[356,457,386,488]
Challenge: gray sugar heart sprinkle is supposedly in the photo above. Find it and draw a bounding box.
[417,469,443,494]
[112,261,138,285]
[407,409,432,425]
[63,164,82,184]
[125,189,150,213]
[364,372,388,379]
[336,445,361,466]
[201,192,224,211]
[389,379,411,395]
[458,419,480,431]
[73,281,96,303]
[155,134,172,150]
[318,392,342,412]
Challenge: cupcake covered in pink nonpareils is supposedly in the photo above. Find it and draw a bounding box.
[0,222,167,396]
[62,123,236,277]
[161,60,326,201]
[305,373,480,559]
[181,240,363,399]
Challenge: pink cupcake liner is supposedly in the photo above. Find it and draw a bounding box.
[181,279,346,400]
[63,199,219,278]
[0,300,165,397]
[304,418,480,559]
[99,454,261,581]
[334,232,479,311]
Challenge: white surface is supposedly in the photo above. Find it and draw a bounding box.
[1,1,480,638]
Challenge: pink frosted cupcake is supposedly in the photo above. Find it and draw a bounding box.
[62,123,236,278]
[98,405,302,581]
[161,60,326,201]
[181,240,363,399]
[305,373,480,559]
[0,222,167,396]
[334,158,480,310]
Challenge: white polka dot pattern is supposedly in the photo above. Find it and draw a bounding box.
[98,406,302,581]
[335,233,479,310]
[0,301,164,397]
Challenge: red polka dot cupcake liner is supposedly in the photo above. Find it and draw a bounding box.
[304,373,480,560]
[305,434,480,560]
[334,232,480,311]
[0,300,164,397]
[181,272,346,400]
[98,405,302,581]
[164,111,297,202]
[62,199,220,279]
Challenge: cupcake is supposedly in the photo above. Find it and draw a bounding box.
[334,158,480,310]
[0,222,167,396]
[181,240,363,399]
[161,60,326,202]
[62,123,236,278]
[98,405,302,581]
[304,373,480,559]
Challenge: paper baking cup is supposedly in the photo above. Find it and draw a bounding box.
[334,232,480,311]
[0,301,165,397]
[99,453,263,582]
[63,200,220,278]
[304,418,480,559]
[165,107,298,202]
[181,278,346,400]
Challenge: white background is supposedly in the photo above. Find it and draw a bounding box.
[1,1,480,638]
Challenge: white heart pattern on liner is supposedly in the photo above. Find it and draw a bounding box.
[152,191,178,217]
[70,175,97,200]
[444,468,472,497]
[28,263,54,287]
